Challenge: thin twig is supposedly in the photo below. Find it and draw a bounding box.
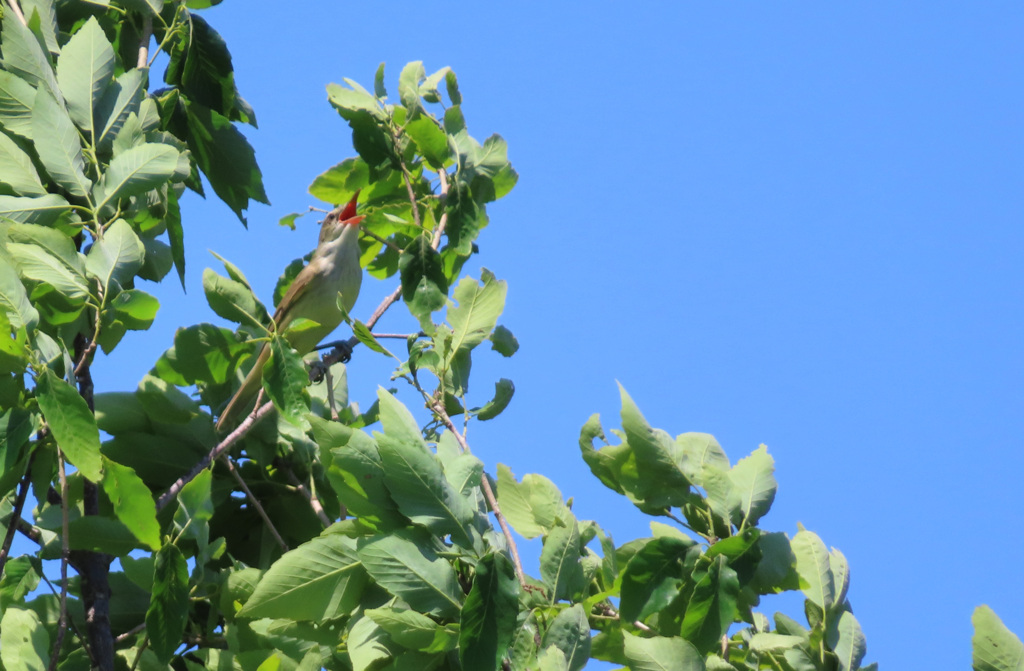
[39,572,94,664]
[221,456,288,551]
[361,227,403,253]
[137,15,153,70]
[48,450,71,668]
[5,0,27,26]
[0,449,36,576]
[156,401,275,511]
[113,622,146,646]
[282,467,332,528]
[430,399,529,591]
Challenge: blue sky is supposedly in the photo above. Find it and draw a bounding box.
[52,2,1022,667]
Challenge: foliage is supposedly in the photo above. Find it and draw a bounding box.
[0,1,1015,669]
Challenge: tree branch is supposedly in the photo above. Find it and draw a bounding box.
[156,401,276,511]
[430,399,529,592]
[137,15,152,70]
[0,449,36,576]
[5,0,27,26]
[221,456,288,551]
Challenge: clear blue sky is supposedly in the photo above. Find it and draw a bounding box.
[77,2,1023,667]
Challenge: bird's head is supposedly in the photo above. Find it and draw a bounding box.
[319,191,365,245]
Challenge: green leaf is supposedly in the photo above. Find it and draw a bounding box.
[326,82,385,121]
[0,130,45,195]
[445,70,462,106]
[352,319,393,357]
[0,607,50,671]
[540,604,590,671]
[1,10,60,102]
[95,69,146,152]
[238,533,367,621]
[367,607,457,653]
[490,324,519,357]
[677,432,729,488]
[20,0,58,53]
[406,116,449,169]
[374,62,387,98]
[0,556,40,611]
[35,368,102,481]
[496,464,565,539]
[165,191,185,288]
[0,254,38,330]
[827,609,866,671]
[680,555,740,654]
[100,456,160,550]
[202,267,268,329]
[0,408,34,499]
[110,289,159,329]
[460,552,519,671]
[174,467,212,543]
[973,605,1024,671]
[400,234,448,318]
[31,88,92,199]
[94,143,180,213]
[829,547,851,610]
[146,543,190,664]
[728,445,777,528]
[619,536,698,622]
[619,384,691,507]
[0,70,38,139]
[7,241,88,304]
[356,530,462,618]
[473,377,514,420]
[55,16,114,139]
[791,529,835,612]
[375,388,475,547]
[264,335,310,427]
[183,99,268,223]
[398,61,426,119]
[621,633,704,671]
[308,157,369,205]
[0,193,72,226]
[85,218,146,290]
[67,516,140,554]
[165,13,251,125]
[310,416,404,526]
[540,516,585,604]
[448,269,507,353]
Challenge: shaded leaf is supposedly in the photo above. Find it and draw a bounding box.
[540,604,590,671]
[460,552,519,671]
[540,516,585,604]
[146,544,190,663]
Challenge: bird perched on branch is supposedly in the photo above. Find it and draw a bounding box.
[216,192,365,431]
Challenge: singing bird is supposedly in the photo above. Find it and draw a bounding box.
[215,192,365,431]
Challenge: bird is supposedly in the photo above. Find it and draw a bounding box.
[215,192,365,431]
